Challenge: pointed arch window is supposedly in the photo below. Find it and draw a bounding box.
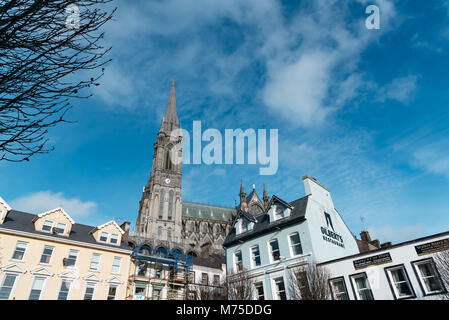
[165,149,173,171]
[168,191,174,220]
[202,223,208,234]
[167,228,172,240]
[159,190,165,219]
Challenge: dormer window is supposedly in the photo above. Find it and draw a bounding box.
[54,222,66,235]
[241,219,249,233]
[274,206,285,220]
[42,220,53,232]
[110,233,119,244]
[100,231,109,242]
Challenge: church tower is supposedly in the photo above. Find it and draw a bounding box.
[136,80,183,242]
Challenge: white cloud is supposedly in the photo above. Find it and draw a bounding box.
[10,191,97,218]
[378,75,419,104]
[412,144,449,179]
[368,224,425,244]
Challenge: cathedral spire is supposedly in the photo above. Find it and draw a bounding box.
[160,79,179,133]
[263,184,269,208]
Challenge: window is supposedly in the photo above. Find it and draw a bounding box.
[274,277,287,300]
[134,286,146,298]
[155,266,163,278]
[107,285,118,300]
[167,228,172,240]
[213,275,220,286]
[254,282,264,300]
[241,219,249,233]
[158,226,162,239]
[274,206,285,220]
[29,276,46,300]
[83,282,96,300]
[168,191,173,220]
[99,231,109,242]
[350,273,374,300]
[250,245,261,267]
[201,273,208,285]
[152,287,162,300]
[413,259,444,295]
[159,190,165,218]
[190,271,196,284]
[110,233,119,244]
[0,274,18,300]
[289,232,303,256]
[386,265,414,299]
[54,222,66,234]
[65,249,79,267]
[269,239,280,262]
[137,262,147,276]
[234,251,243,272]
[89,253,101,271]
[57,280,72,300]
[12,241,28,261]
[40,246,54,264]
[112,257,122,274]
[330,278,349,300]
[42,220,53,232]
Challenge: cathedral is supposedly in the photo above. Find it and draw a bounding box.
[132,81,269,257]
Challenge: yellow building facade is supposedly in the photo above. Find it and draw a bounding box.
[0,197,132,300]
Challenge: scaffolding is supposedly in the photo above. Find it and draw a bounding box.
[129,244,193,300]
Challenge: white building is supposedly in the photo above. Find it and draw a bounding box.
[320,231,449,300]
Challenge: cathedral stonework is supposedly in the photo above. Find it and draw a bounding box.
[132,81,269,257]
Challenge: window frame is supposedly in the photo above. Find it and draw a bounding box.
[329,276,350,300]
[54,222,66,235]
[89,253,101,271]
[107,284,119,300]
[66,249,79,268]
[11,241,28,261]
[273,276,287,300]
[288,232,303,257]
[83,281,97,300]
[41,220,54,233]
[112,256,122,274]
[110,233,119,244]
[57,279,73,300]
[254,281,265,300]
[0,272,20,300]
[411,258,446,297]
[234,250,243,272]
[28,276,47,300]
[201,273,209,285]
[99,231,109,243]
[384,264,416,300]
[250,245,261,268]
[268,238,281,263]
[39,245,54,265]
[349,272,375,300]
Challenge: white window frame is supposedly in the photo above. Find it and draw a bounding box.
[54,222,66,235]
[268,239,281,263]
[272,276,287,300]
[412,259,445,295]
[250,245,261,268]
[41,220,54,232]
[57,279,73,300]
[112,257,122,274]
[39,245,54,265]
[83,281,97,300]
[11,241,28,261]
[385,265,415,299]
[28,276,48,300]
[99,231,109,242]
[66,249,79,268]
[329,277,349,300]
[0,272,20,300]
[89,253,101,271]
[110,233,119,244]
[350,273,374,300]
[107,284,119,300]
[254,281,265,300]
[288,232,303,257]
[273,205,285,221]
[234,250,243,272]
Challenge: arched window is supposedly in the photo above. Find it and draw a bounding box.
[159,190,164,218]
[202,223,208,234]
[189,222,194,232]
[165,150,173,170]
[158,226,162,239]
[168,191,174,220]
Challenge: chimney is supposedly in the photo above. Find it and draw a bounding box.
[302,175,334,209]
[360,230,372,243]
[120,221,131,242]
[370,239,381,249]
[381,242,392,248]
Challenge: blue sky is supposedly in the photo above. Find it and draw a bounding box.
[1,0,449,244]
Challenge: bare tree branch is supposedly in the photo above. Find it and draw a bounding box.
[287,263,332,300]
[434,251,449,300]
[0,0,116,161]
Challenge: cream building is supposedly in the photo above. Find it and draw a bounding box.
[0,196,132,300]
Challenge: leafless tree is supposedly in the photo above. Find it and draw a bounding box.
[434,250,449,299]
[287,263,331,300]
[188,283,226,300]
[225,269,254,300]
[0,0,115,162]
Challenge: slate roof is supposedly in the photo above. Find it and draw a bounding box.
[223,195,309,248]
[192,253,225,269]
[182,201,236,222]
[0,210,131,251]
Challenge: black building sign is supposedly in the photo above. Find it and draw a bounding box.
[415,238,449,256]
[353,253,392,270]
